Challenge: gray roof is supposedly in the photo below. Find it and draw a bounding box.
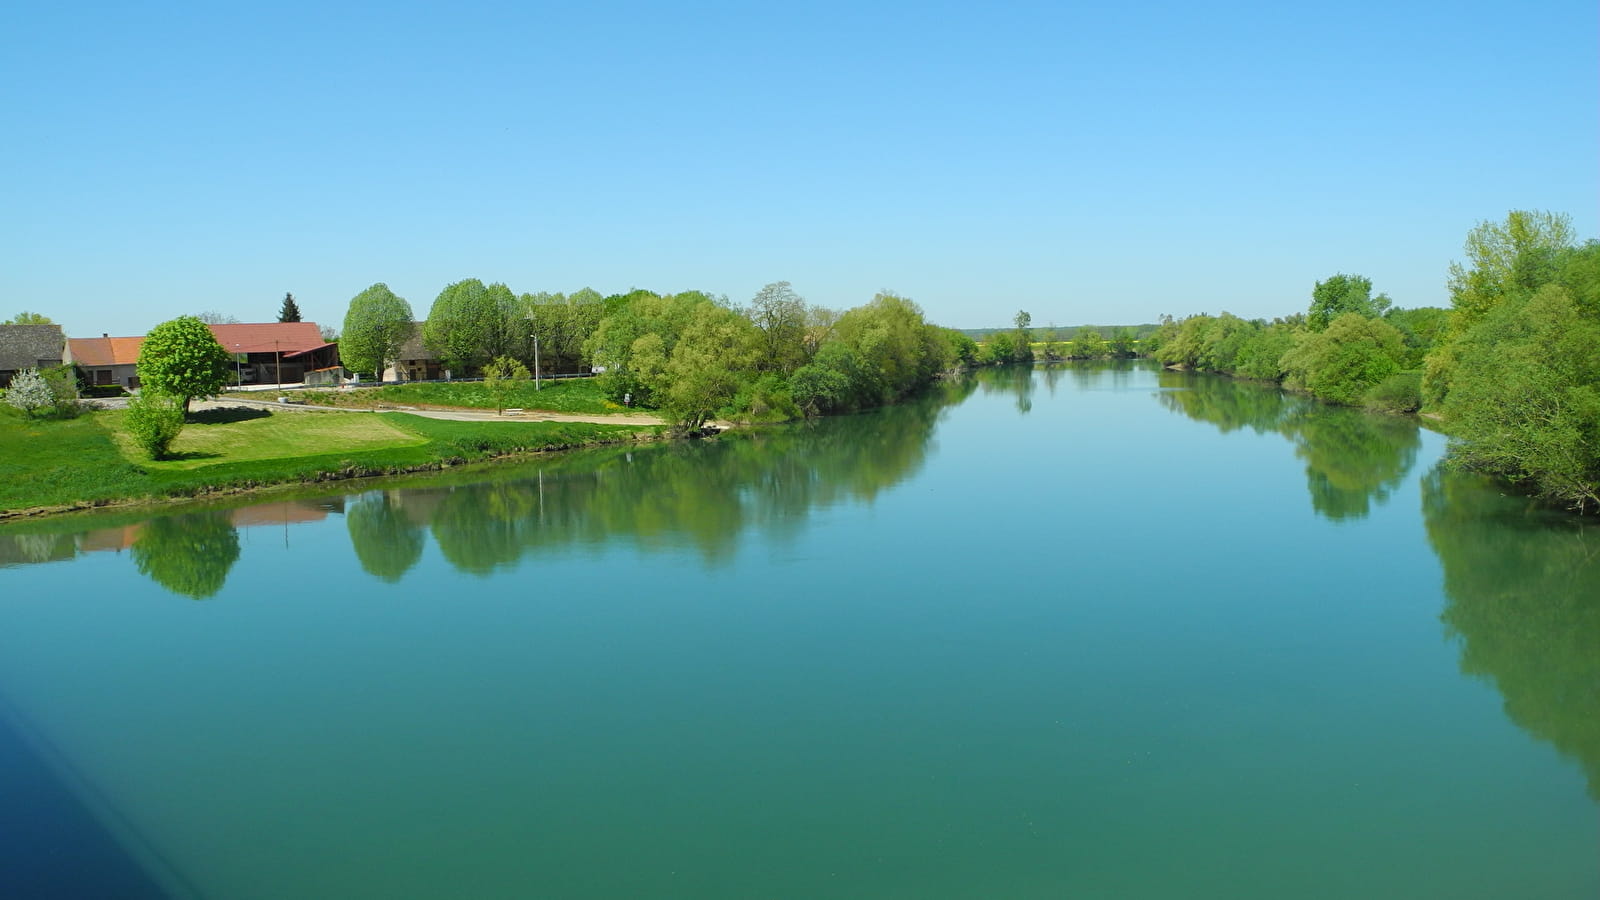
[0,324,66,371]
[396,322,434,362]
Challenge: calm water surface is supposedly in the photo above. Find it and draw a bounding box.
[1,363,1596,898]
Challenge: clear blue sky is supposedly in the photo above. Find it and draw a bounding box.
[4,0,1595,337]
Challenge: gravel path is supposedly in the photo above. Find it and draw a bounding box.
[181,396,668,426]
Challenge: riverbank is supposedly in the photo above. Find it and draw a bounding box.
[0,402,670,521]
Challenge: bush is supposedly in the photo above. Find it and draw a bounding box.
[124,392,186,459]
[1364,372,1423,413]
[728,374,800,423]
[4,369,54,416]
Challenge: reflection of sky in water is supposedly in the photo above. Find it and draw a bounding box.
[0,363,1595,898]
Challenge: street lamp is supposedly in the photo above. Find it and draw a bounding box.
[527,314,541,391]
[233,343,242,387]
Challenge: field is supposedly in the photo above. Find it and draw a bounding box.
[0,404,660,517]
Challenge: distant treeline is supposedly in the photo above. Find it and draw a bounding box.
[960,323,1161,341]
[1147,210,1600,512]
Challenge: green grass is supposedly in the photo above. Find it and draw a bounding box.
[119,407,426,471]
[0,405,662,516]
[0,407,148,512]
[283,377,624,415]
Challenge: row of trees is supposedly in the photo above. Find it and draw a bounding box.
[338,279,971,429]
[976,311,1140,365]
[584,284,971,428]
[339,280,606,382]
[1150,209,1600,511]
[1143,275,1447,412]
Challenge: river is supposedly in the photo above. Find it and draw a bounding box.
[1,362,1595,898]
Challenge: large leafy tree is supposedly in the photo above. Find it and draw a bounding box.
[341,283,415,380]
[747,281,810,374]
[424,279,521,374]
[1308,273,1390,331]
[2,311,51,324]
[523,289,605,375]
[136,315,232,412]
[1279,312,1405,406]
[1426,210,1580,408]
[278,292,302,322]
[1443,285,1600,509]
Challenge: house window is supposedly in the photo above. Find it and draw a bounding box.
[96,370,112,384]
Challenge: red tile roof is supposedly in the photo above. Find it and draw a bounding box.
[68,336,144,367]
[69,323,326,365]
[208,322,326,355]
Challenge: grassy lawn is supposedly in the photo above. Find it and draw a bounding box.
[118,408,426,471]
[0,405,662,516]
[0,408,146,512]
[281,377,627,415]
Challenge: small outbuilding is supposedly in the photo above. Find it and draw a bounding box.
[0,324,67,388]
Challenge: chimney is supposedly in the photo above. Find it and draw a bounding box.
[103,333,109,338]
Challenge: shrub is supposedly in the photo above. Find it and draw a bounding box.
[1364,371,1423,413]
[124,392,186,459]
[5,369,54,416]
[728,374,800,423]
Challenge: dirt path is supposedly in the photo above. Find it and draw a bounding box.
[189,396,668,426]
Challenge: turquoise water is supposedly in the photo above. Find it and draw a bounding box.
[1,363,1596,898]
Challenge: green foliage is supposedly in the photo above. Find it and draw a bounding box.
[747,281,812,374]
[1363,371,1423,414]
[1280,313,1405,406]
[1109,327,1137,358]
[1308,273,1390,331]
[482,355,531,415]
[1447,210,1576,333]
[423,278,521,374]
[1232,323,1296,382]
[729,373,801,423]
[341,283,415,380]
[1011,310,1034,362]
[1443,285,1600,509]
[1072,328,1104,360]
[137,315,232,410]
[278,292,302,323]
[523,288,604,376]
[583,290,711,403]
[659,303,761,429]
[5,369,54,416]
[124,391,187,459]
[979,330,1017,365]
[2,311,52,325]
[790,343,863,415]
[1383,306,1449,368]
[940,328,979,367]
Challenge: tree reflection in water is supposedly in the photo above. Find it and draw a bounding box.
[341,378,976,578]
[1156,369,1420,521]
[129,510,241,600]
[1424,468,1600,801]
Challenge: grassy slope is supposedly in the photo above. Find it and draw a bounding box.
[0,406,660,516]
[283,377,626,415]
